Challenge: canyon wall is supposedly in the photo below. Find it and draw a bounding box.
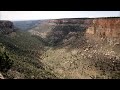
[46,18,120,39]
[86,18,120,38]
[47,17,120,34]
[43,18,120,46]
[0,20,15,34]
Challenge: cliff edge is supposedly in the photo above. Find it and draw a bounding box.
[0,20,15,34]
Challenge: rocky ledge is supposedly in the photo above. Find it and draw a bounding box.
[0,20,15,34]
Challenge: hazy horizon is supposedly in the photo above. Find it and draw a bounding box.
[0,11,120,21]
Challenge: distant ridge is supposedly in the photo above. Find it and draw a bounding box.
[49,17,120,20]
[9,17,120,22]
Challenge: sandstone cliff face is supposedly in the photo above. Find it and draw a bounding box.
[47,18,120,39]
[27,18,120,46]
[86,18,120,38]
[0,20,15,34]
[48,18,92,25]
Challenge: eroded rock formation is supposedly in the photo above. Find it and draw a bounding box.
[0,20,15,34]
[86,18,120,38]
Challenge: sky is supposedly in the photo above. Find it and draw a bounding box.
[0,11,120,21]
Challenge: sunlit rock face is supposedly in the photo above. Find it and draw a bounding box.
[86,18,120,38]
[85,18,120,46]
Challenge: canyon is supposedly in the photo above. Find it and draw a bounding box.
[0,17,120,79]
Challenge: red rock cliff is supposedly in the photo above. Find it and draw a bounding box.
[86,18,120,38]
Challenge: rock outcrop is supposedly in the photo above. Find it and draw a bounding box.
[0,73,4,79]
[86,18,120,38]
[0,20,15,34]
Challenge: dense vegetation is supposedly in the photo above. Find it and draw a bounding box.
[0,43,13,72]
[0,31,57,79]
